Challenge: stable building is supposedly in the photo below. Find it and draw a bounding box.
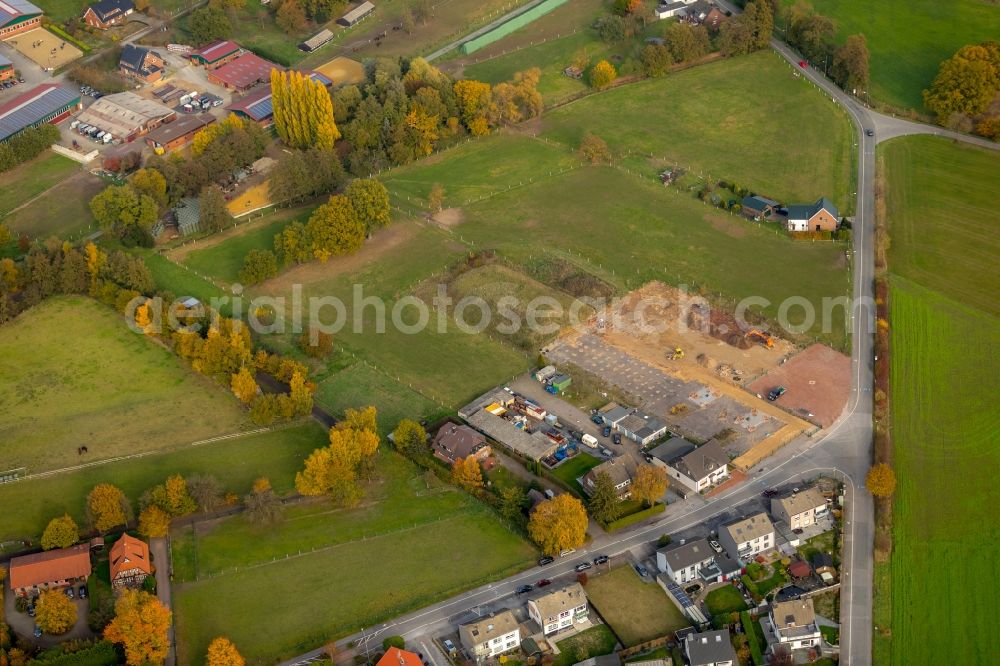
[300,28,333,52]
[109,533,152,590]
[9,544,92,597]
[338,1,375,27]
[189,39,242,69]
[0,83,81,143]
[0,0,43,38]
[75,91,174,142]
[145,113,215,153]
[83,0,134,30]
[208,51,283,93]
[118,43,164,83]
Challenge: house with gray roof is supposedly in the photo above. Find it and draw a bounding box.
[786,197,840,232]
[527,582,588,635]
[685,629,737,666]
[459,610,521,659]
[656,538,716,584]
[741,194,780,220]
[719,512,775,561]
[664,439,729,495]
[599,403,667,446]
[582,457,635,499]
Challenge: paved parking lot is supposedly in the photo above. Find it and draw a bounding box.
[546,334,786,456]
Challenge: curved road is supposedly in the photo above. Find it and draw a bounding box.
[278,17,1000,666]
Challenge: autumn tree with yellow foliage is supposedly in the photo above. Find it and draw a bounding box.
[528,494,588,556]
[867,463,897,498]
[35,590,77,635]
[271,70,340,150]
[104,590,172,666]
[206,637,246,666]
[453,79,493,136]
[87,483,131,532]
[631,464,668,507]
[230,366,259,405]
[41,514,79,550]
[295,408,381,505]
[138,505,171,538]
[452,457,484,492]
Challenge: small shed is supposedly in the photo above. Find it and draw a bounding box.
[174,197,201,236]
[788,559,812,579]
[550,374,572,392]
[563,66,582,79]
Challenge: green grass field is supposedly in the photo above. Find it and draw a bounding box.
[0,152,81,219]
[550,452,603,494]
[0,424,326,542]
[586,566,691,646]
[792,0,1000,111]
[182,208,312,285]
[173,452,536,664]
[878,136,1000,664]
[0,296,251,474]
[881,136,1000,317]
[540,51,855,208]
[132,248,228,306]
[457,165,851,348]
[553,624,618,666]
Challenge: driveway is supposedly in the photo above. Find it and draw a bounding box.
[3,582,94,648]
[150,536,176,666]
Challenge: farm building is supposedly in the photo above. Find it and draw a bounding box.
[0,52,14,82]
[75,92,175,142]
[109,534,152,590]
[338,1,374,27]
[0,83,81,142]
[9,544,92,597]
[741,194,780,220]
[189,39,242,68]
[786,197,839,232]
[118,44,164,83]
[0,0,42,38]
[83,0,134,30]
[226,71,330,125]
[300,28,333,52]
[459,388,560,462]
[145,113,216,153]
[208,52,283,93]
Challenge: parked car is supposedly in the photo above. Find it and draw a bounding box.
[538,556,554,566]
[78,585,88,599]
[866,129,875,137]
[537,579,552,587]
[34,625,42,638]
[768,386,787,401]
[600,448,613,458]
[612,433,622,445]
[27,604,35,617]
[634,564,648,577]
[709,540,723,553]
[602,426,611,437]
[570,430,584,441]
[575,562,592,572]
[590,414,603,425]
[65,587,74,599]
[593,555,610,566]
[442,639,456,654]
[515,584,533,595]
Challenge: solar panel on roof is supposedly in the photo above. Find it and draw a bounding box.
[0,85,78,142]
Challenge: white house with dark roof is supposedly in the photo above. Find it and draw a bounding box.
[770,487,828,530]
[719,512,774,561]
[656,538,716,584]
[684,629,737,666]
[768,599,821,651]
[786,197,839,232]
[664,439,729,494]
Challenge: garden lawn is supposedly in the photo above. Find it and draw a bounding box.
[459,165,851,348]
[879,135,1000,665]
[704,584,748,616]
[586,566,691,646]
[0,151,80,218]
[549,452,602,494]
[0,296,251,474]
[881,136,1000,317]
[0,423,325,543]
[552,625,618,666]
[540,51,855,209]
[794,0,1000,111]
[173,452,536,664]
[131,248,228,307]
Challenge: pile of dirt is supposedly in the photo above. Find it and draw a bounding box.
[687,302,754,349]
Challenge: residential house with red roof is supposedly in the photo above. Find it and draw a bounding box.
[109,534,152,590]
[9,544,91,597]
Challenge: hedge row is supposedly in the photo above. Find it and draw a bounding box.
[605,502,665,532]
[46,25,91,53]
[741,611,764,665]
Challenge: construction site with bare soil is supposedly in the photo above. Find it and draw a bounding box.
[543,282,851,469]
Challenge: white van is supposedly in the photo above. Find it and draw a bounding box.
[581,434,599,448]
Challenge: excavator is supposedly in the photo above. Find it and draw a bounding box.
[746,329,774,349]
[668,347,685,360]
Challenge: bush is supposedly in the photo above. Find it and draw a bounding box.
[382,636,405,651]
[0,124,60,173]
[47,25,91,53]
[604,502,665,532]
